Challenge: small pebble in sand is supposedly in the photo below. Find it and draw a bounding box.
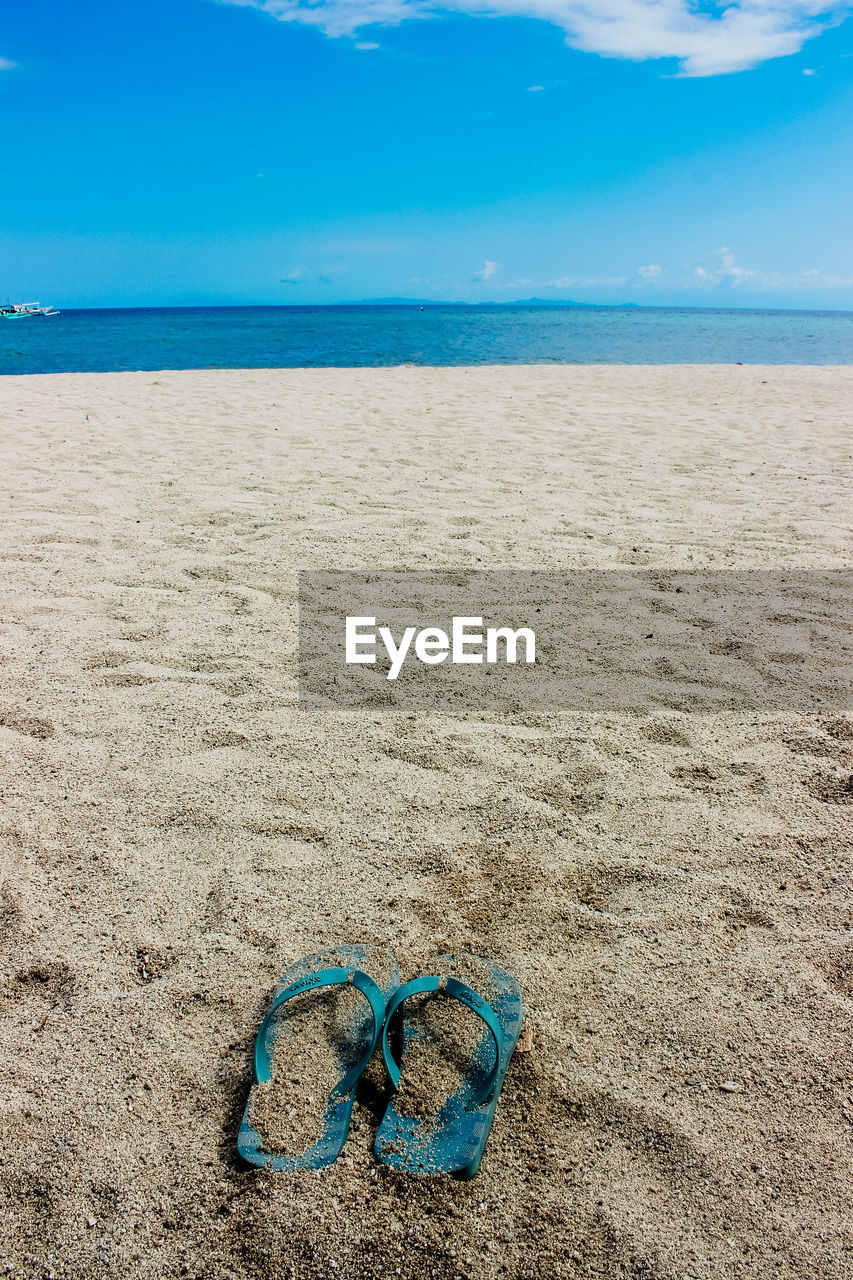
[516,1025,534,1054]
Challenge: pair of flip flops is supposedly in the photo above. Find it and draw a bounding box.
[237,944,523,1180]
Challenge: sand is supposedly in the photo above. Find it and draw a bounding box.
[0,364,851,1279]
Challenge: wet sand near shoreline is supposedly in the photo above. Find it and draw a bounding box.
[0,364,851,1279]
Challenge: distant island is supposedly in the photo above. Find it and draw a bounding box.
[352,296,584,307]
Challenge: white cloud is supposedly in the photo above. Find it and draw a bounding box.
[690,248,853,290]
[281,266,347,285]
[656,248,853,292]
[548,273,632,287]
[216,0,851,75]
[535,250,853,295]
[0,57,16,71]
[474,258,499,281]
[527,83,545,91]
[694,246,759,286]
[355,39,380,47]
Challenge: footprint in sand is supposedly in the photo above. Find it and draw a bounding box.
[12,961,77,1008]
[805,771,853,804]
[0,711,54,739]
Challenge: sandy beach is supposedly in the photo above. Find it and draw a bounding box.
[1,363,851,1280]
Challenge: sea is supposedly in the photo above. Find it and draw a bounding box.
[1,304,852,374]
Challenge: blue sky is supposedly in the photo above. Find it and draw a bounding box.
[2,0,853,308]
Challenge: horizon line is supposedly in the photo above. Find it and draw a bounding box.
[48,298,853,317]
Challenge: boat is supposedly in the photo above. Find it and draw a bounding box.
[0,301,60,318]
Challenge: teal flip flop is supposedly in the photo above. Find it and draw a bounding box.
[374,955,523,1180]
[238,944,399,1171]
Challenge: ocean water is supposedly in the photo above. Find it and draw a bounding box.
[1,304,852,374]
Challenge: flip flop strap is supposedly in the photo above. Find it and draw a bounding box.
[382,975,505,1111]
[254,966,386,1103]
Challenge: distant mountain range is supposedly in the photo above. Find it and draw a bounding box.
[352,296,585,306]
